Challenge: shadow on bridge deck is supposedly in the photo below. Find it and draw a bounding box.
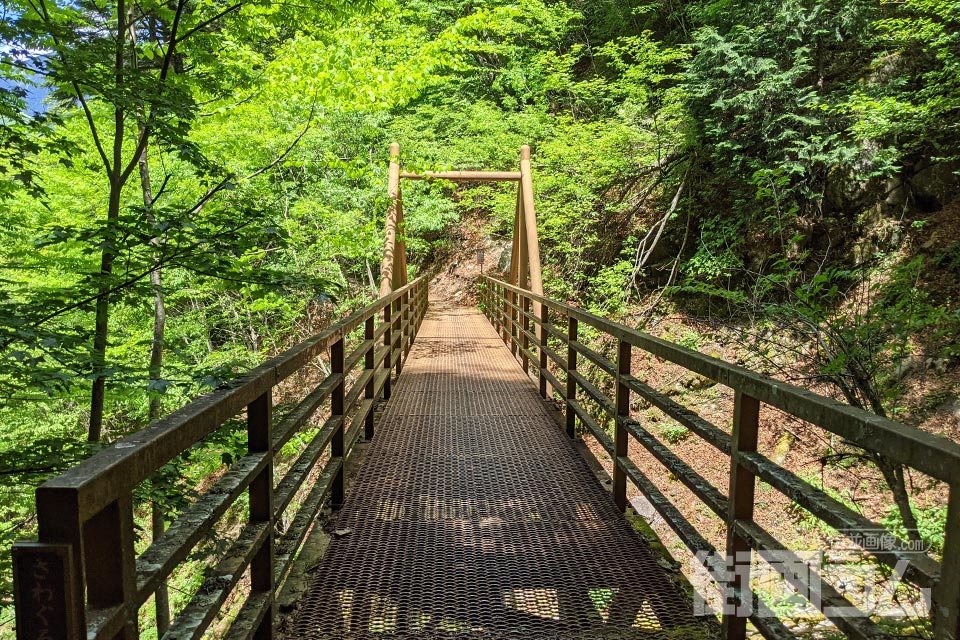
[285,305,716,639]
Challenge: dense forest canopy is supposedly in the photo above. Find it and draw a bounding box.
[1,0,959,634]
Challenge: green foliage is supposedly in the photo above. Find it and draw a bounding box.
[881,503,949,557]
[656,423,690,444]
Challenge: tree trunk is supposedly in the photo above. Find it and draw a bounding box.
[838,357,922,545]
[874,453,922,544]
[137,115,171,634]
[89,0,128,442]
[88,184,122,442]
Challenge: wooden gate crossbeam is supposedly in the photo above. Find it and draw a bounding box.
[400,170,521,182]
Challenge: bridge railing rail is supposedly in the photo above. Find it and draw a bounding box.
[12,277,428,640]
[479,274,960,640]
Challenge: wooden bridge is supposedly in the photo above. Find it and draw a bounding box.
[11,145,960,640]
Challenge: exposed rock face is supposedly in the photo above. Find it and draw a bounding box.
[497,241,513,272]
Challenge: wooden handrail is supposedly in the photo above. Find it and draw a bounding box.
[13,278,429,640]
[479,274,960,640]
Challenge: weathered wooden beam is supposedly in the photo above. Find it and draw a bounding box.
[399,170,521,182]
[519,145,543,297]
[380,142,403,296]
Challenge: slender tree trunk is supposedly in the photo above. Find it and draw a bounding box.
[366,258,377,294]
[832,353,922,544]
[138,136,172,634]
[874,453,921,543]
[89,0,128,442]
[89,184,122,442]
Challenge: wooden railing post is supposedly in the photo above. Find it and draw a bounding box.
[247,390,274,639]
[510,291,519,357]
[538,303,549,399]
[498,285,504,332]
[418,282,426,331]
[393,297,403,377]
[364,315,376,440]
[614,339,631,512]
[420,283,424,331]
[383,300,392,401]
[15,490,84,640]
[501,286,509,346]
[933,487,960,640]
[566,316,578,438]
[405,289,413,357]
[521,294,530,375]
[83,496,138,638]
[722,391,760,640]
[331,337,345,508]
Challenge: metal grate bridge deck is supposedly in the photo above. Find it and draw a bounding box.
[286,305,714,639]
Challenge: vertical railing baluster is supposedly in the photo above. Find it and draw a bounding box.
[364,314,375,440]
[497,284,506,340]
[83,496,138,637]
[406,289,413,356]
[510,291,518,357]
[383,299,392,401]
[248,389,274,639]
[400,290,408,359]
[502,285,510,346]
[538,303,548,399]
[393,296,402,378]
[614,339,631,512]
[521,294,530,375]
[502,286,509,343]
[331,337,345,508]
[933,487,960,640]
[482,280,489,322]
[566,316,578,438]
[722,391,760,640]
[27,489,84,638]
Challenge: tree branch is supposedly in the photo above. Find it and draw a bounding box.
[32,0,112,173]
[0,117,315,351]
[171,2,244,47]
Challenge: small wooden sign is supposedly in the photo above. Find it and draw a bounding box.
[12,543,78,640]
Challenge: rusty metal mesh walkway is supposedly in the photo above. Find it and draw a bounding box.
[287,306,713,639]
